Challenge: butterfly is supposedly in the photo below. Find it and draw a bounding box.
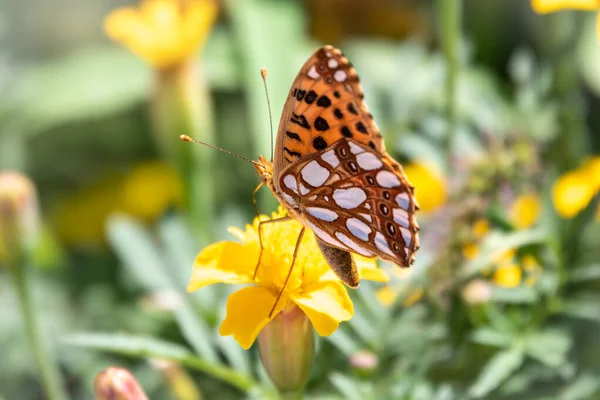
[252,45,420,291]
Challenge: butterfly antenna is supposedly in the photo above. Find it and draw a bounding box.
[260,67,275,162]
[180,135,259,166]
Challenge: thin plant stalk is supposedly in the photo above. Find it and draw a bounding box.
[438,0,462,169]
[13,258,67,400]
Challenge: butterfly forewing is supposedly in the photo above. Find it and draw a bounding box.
[277,138,420,267]
[273,46,385,179]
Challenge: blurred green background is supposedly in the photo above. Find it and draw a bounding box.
[1,0,599,399]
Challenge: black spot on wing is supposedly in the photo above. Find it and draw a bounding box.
[333,91,341,98]
[284,147,301,158]
[334,108,343,119]
[347,103,359,115]
[356,122,368,134]
[317,95,331,108]
[312,137,327,150]
[285,131,302,142]
[340,126,352,138]
[314,117,330,131]
[290,113,310,129]
[305,90,318,104]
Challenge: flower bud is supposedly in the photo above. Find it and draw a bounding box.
[258,303,314,394]
[0,171,39,269]
[94,367,149,400]
[462,279,493,305]
[349,350,378,377]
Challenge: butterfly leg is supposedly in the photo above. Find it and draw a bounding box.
[253,216,292,280]
[268,227,306,318]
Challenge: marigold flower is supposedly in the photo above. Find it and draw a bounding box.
[531,0,600,38]
[122,161,183,221]
[403,162,447,212]
[509,193,542,229]
[493,263,522,288]
[104,0,217,69]
[552,168,596,218]
[187,208,388,350]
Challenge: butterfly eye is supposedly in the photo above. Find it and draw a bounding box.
[318,63,326,72]
[383,191,391,200]
[346,161,358,173]
[338,146,349,158]
[365,175,375,185]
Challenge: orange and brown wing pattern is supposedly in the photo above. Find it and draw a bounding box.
[273,45,385,174]
[276,138,420,267]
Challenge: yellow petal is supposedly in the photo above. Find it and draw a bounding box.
[493,264,522,288]
[463,243,480,260]
[376,285,397,306]
[552,170,595,218]
[403,162,447,213]
[219,286,286,350]
[472,219,490,238]
[531,0,600,13]
[509,193,542,229]
[187,241,257,292]
[355,256,389,282]
[292,281,353,336]
[104,0,217,69]
[580,156,600,191]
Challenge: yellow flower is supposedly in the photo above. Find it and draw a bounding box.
[187,208,388,350]
[532,0,600,38]
[552,168,596,218]
[462,242,480,261]
[509,193,542,229]
[472,219,490,238]
[521,254,543,287]
[403,162,447,213]
[403,288,423,306]
[493,263,522,288]
[376,285,397,306]
[122,161,183,222]
[104,0,217,69]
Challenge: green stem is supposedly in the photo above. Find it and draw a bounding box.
[178,354,255,393]
[13,263,67,400]
[278,390,304,400]
[438,0,461,169]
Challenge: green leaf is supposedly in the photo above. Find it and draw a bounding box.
[470,328,512,348]
[329,372,370,400]
[492,286,538,304]
[568,264,600,283]
[524,330,571,368]
[8,46,149,136]
[106,214,172,291]
[65,332,255,392]
[560,295,600,323]
[460,229,547,280]
[468,347,524,398]
[559,373,600,400]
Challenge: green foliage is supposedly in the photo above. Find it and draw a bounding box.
[1,0,599,399]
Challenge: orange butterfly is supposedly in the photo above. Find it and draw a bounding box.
[183,45,420,307]
[252,45,420,289]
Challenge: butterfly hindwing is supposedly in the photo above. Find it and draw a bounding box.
[277,138,420,267]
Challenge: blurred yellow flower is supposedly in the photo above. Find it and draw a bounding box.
[462,243,479,261]
[472,219,489,238]
[123,162,183,222]
[53,174,124,247]
[104,0,218,69]
[187,207,388,349]
[532,0,600,38]
[493,262,522,288]
[509,193,542,229]
[403,162,447,212]
[552,157,600,218]
[376,285,397,306]
[403,288,423,306]
[521,254,543,287]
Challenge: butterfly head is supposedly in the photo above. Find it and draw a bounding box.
[254,155,274,186]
